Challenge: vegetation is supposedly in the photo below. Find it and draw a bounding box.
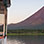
[7,33,44,36]
[7,29,44,35]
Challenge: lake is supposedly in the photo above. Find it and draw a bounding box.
[7,35,44,44]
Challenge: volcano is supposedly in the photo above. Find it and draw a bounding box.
[8,6,44,30]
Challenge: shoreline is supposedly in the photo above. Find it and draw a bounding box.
[7,33,44,36]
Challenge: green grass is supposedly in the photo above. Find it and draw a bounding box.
[7,33,44,36]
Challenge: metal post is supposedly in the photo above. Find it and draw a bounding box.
[4,6,7,36]
[3,6,7,44]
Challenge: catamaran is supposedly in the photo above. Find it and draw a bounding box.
[0,0,11,44]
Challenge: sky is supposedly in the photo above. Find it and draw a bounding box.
[7,0,44,24]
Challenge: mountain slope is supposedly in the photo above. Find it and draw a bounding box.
[8,6,44,30]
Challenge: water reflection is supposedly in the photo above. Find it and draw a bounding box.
[7,35,44,44]
[7,39,25,44]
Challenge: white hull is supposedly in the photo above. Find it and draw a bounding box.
[0,36,7,44]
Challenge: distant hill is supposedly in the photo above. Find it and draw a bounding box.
[7,6,44,30]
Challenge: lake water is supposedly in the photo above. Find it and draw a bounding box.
[7,35,44,44]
